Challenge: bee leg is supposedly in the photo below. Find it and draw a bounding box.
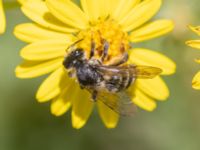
[68,70,75,78]
[66,39,83,52]
[91,90,98,102]
[101,40,109,62]
[89,39,96,59]
[109,52,129,66]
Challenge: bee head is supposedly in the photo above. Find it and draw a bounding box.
[63,48,85,69]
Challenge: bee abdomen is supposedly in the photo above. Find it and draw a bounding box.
[105,71,134,92]
[126,70,135,88]
[119,70,133,90]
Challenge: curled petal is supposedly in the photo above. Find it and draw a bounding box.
[192,71,200,90]
[188,25,200,36]
[186,40,200,50]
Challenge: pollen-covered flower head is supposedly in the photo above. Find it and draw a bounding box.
[15,0,176,129]
[186,26,200,89]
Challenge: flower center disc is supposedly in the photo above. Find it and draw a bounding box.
[77,19,130,64]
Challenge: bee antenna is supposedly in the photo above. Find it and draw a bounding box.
[66,39,84,52]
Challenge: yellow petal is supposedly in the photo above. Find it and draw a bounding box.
[20,39,70,61]
[15,58,63,78]
[0,0,6,34]
[192,71,200,90]
[131,89,156,111]
[46,0,89,30]
[14,23,74,43]
[97,101,119,128]
[21,1,77,33]
[107,0,120,15]
[195,59,200,64]
[80,0,109,22]
[186,40,200,50]
[111,0,141,21]
[136,76,169,101]
[119,0,162,32]
[130,20,174,43]
[72,88,94,129]
[18,0,26,5]
[128,48,176,75]
[51,83,73,116]
[18,0,42,5]
[188,25,200,36]
[36,67,69,102]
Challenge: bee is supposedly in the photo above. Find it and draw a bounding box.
[63,39,162,116]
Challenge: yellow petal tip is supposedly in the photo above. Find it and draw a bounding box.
[35,90,53,103]
[141,102,157,112]
[104,123,118,129]
[35,95,46,103]
[186,40,200,50]
[15,66,26,79]
[50,107,64,117]
[72,112,86,129]
[192,72,200,90]
[192,81,200,90]
[50,98,71,117]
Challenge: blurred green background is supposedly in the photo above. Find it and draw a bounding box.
[1,0,200,150]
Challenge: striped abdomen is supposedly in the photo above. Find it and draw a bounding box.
[104,70,135,92]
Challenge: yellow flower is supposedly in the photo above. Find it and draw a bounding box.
[0,0,6,34]
[14,0,176,129]
[0,0,32,34]
[186,26,200,89]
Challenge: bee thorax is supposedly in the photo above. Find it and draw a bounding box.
[76,63,103,87]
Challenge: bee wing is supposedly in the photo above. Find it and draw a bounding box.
[95,90,137,116]
[97,65,162,79]
[132,65,162,79]
[90,64,161,115]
